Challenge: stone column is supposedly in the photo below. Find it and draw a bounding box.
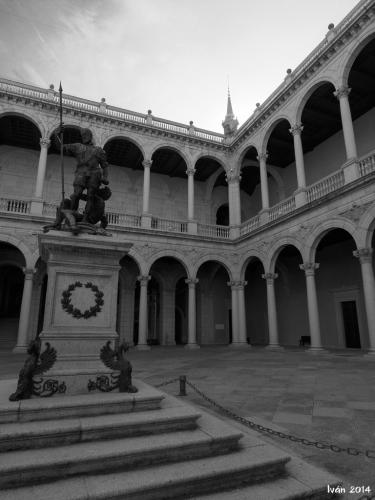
[334,86,358,161]
[299,263,324,351]
[31,138,50,215]
[137,275,151,350]
[34,138,51,198]
[237,281,249,346]
[257,153,270,210]
[226,171,241,238]
[141,159,152,228]
[13,268,35,353]
[289,124,307,207]
[186,166,197,234]
[262,272,281,349]
[353,248,375,355]
[228,281,239,344]
[185,278,200,349]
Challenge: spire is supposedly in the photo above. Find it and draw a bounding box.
[222,84,238,137]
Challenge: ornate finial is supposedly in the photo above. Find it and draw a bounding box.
[101,97,106,103]
[49,84,54,90]
[328,23,334,30]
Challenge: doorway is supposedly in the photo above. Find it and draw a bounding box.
[341,300,361,348]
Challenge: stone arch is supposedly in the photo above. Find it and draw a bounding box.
[353,203,375,249]
[295,78,338,124]
[128,249,148,277]
[193,152,226,171]
[240,252,267,280]
[149,143,191,169]
[260,115,293,155]
[205,169,226,201]
[48,122,101,147]
[0,111,45,138]
[144,249,191,277]
[237,143,259,165]
[193,255,233,281]
[267,236,305,272]
[0,234,33,268]
[305,218,359,262]
[340,29,375,87]
[103,133,147,160]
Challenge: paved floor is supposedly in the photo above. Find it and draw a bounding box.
[1,346,375,497]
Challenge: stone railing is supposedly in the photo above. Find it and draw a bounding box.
[0,78,224,145]
[359,150,375,177]
[107,211,142,228]
[43,202,58,218]
[0,197,30,214]
[268,196,296,221]
[151,216,188,233]
[239,214,260,236]
[306,170,345,203]
[197,223,230,239]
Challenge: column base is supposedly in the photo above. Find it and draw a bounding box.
[341,158,359,184]
[229,226,240,239]
[184,343,200,350]
[363,349,375,358]
[141,213,152,229]
[265,344,283,350]
[187,220,198,235]
[294,188,307,208]
[259,209,270,225]
[229,342,250,348]
[135,344,151,351]
[30,198,44,216]
[12,345,28,354]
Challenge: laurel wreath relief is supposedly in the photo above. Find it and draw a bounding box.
[61,281,104,319]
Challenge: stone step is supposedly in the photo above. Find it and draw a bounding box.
[0,405,201,452]
[192,457,343,499]
[0,439,292,500]
[0,414,244,488]
[0,379,163,423]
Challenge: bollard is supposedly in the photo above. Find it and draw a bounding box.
[179,375,187,396]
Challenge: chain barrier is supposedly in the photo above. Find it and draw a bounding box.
[154,376,375,462]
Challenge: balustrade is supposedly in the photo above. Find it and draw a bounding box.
[197,223,230,239]
[306,171,345,203]
[359,151,375,177]
[239,215,260,236]
[268,197,296,221]
[0,197,30,214]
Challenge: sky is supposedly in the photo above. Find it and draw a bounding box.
[0,0,360,132]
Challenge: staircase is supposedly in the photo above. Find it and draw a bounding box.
[0,378,342,499]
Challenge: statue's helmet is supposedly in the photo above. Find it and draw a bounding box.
[80,128,93,144]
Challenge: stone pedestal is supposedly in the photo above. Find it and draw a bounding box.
[36,232,132,395]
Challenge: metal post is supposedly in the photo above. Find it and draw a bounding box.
[179,375,187,396]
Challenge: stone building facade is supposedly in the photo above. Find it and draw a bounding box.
[1,0,375,355]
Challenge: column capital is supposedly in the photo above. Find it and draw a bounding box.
[186,167,196,177]
[227,280,245,289]
[262,272,278,283]
[334,86,351,100]
[137,275,151,286]
[225,170,241,184]
[353,248,373,263]
[289,123,304,136]
[22,268,36,280]
[185,278,199,287]
[142,159,152,169]
[300,262,320,276]
[40,138,51,148]
[257,152,268,162]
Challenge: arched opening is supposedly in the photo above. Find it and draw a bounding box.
[175,277,188,345]
[315,229,365,349]
[347,37,375,158]
[244,258,267,345]
[196,261,230,344]
[103,137,144,214]
[0,115,42,200]
[240,146,262,218]
[117,255,141,346]
[216,203,229,226]
[196,156,224,224]
[300,82,344,184]
[0,242,26,350]
[266,119,295,199]
[149,257,188,345]
[274,245,307,346]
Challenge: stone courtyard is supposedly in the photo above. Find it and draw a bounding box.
[1,345,374,498]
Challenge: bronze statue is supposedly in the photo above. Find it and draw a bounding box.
[100,341,138,393]
[9,339,57,401]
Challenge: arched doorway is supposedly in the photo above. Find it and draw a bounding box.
[244,258,267,345]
